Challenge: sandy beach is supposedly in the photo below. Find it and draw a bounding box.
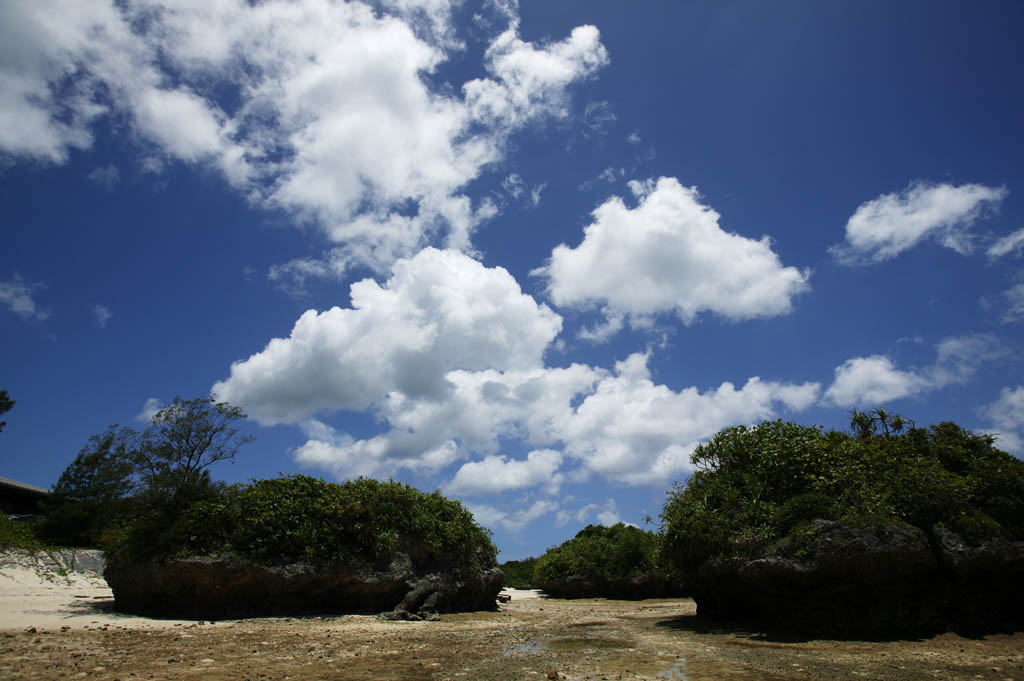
[0,549,544,634]
[2,552,1023,680]
[0,549,196,631]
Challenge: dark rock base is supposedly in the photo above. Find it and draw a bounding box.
[104,552,503,620]
[537,575,683,600]
[690,521,1024,637]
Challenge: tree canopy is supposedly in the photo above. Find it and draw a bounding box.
[40,397,252,547]
[126,474,498,567]
[0,389,13,433]
[533,523,679,598]
[660,410,1024,578]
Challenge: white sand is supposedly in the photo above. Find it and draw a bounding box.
[500,588,544,601]
[1,549,543,630]
[0,549,193,631]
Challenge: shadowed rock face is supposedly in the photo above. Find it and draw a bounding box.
[689,520,1024,636]
[105,544,503,620]
[536,575,682,600]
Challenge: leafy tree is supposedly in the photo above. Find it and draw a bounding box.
[133,397,253,505]
[112,475,497,566]
[38,426,138,546]
[660,413,1024,580]
[533,523,678,598]
[0,389,13,433]
[499,556,538,588]
[40,397,252,547]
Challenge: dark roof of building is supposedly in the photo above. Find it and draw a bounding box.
[0,476,50,496]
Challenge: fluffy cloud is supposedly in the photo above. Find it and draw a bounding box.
[289,350,819,487]
[824,356,928,406]
[978,386,1024,455]
[213,248,562,425]
[825,334,1005,406]
[538,177,810,330]
[291,363,603,480]
[0,275,51,321]
[445,449,563,496]
[135,397,163,424]
[0,0,607,274]
[293,420,463,480]
[556,498,624,528]
[465,499,560,532]
[217,240,818,492]
[559,353,821,485]
[576,309,625,344]
[466,22,608,129]
[831,181,1007,264]
[979,386,1024,432]
[987,228,1024,259]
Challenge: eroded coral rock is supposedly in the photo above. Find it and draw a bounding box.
[691,520,1024,635]
[105,545,502,620]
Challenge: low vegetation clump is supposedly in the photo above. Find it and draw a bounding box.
[499,556,538,589]
[0,513,41,551]
[533,523,681,599]
[122,474,497,567]
[661,410,1024,634]
[41,397,501,618]
[102,474,501,618]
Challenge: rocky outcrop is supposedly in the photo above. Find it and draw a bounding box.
[932,526,1024,631]
[105,545,503,620]
[690,520,1024,635]
[537,574,681,600]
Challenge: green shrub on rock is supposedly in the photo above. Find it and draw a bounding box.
[103,475,501,619]
[533,523,681,599]
[159,475,497,567]
[499,556,538,588]
[661,410,1024,634]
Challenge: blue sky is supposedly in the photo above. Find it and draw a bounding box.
[2,0,1023,560]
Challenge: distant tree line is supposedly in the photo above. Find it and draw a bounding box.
[498,556,538,588]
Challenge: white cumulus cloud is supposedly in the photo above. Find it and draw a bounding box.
[291,363,603,481]
[1,0,608,273]
[135,397,163,423]
[831,181,1007,264]
[559,352,821,486]
[824,334,1005,406]
[556,498,626,528]
[465,499,560,532]
[293,420,463,479]
[445,449,563,496]
[288,350,819,488]
[538,177,810,332]
[978,386,1024,456]
[213,247,563,425]
[824,356,929,406]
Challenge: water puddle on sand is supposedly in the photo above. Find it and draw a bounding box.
[659,656,689,680]
[502,639,549,656]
